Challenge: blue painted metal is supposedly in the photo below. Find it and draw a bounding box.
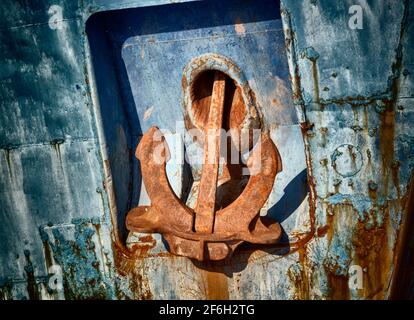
[0,0,413,299]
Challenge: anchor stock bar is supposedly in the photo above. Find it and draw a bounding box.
[194,71,226,234]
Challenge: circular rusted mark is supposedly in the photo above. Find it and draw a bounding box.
[182,54,261,151]
[331,144,363,178]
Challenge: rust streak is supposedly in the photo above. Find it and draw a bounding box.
[203,268,229,300]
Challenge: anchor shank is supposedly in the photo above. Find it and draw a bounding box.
[194,71,226,233]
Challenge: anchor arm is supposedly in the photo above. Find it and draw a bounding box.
[214,132,282,243]
[126,126,194,234]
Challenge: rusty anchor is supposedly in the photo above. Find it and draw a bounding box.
[126,71,282,261]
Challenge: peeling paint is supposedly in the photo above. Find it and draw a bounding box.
[1,0,414,300]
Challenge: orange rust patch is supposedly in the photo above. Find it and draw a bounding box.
[200,265,229,300]
[287,246,311,300]
[130,235,157,258]
[113,243,153,300]
[379,104,395,198]
[310,60,320,103]
[352,207,391,299]
[326,209,334,244]
[368,187,378,202]
[390,175,414,299]
[323,205,352,299]
[297,247,310,299]
[138,235,156,243]
[325,272,350,300]
[317,224,329,238]
[323,202,393,299]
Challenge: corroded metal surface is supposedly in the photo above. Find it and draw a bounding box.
[127,72,282,261]
[279,0,414,300]
[1,0,413,300]
[194,72,227,233]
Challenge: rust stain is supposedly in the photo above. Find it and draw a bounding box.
[4,149,13,179]
[128,266,153,300]
[390,175,414,299]
[325,272,350,300]
[41,240,54,271]
[311,60,320,104]
[352,206,391,299]
[50,138,64,165]
[201,264,229,300]
[130,235,157,258]
[102,158,128,255]
[378,101,395,198]
[287,246,312,300]
[234,18,246,36]
[291,125,317,252]
[368,180,378,202]
[323,201,393,300]
[113,242,135,273]
[323,205,351,300]
[326,211,334,244]
[23,250,40,300]
[293,64,302,102]
[113,244,153,300]
[317,224,329,238]
[325,219,350,299]
[297,247,310,299]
